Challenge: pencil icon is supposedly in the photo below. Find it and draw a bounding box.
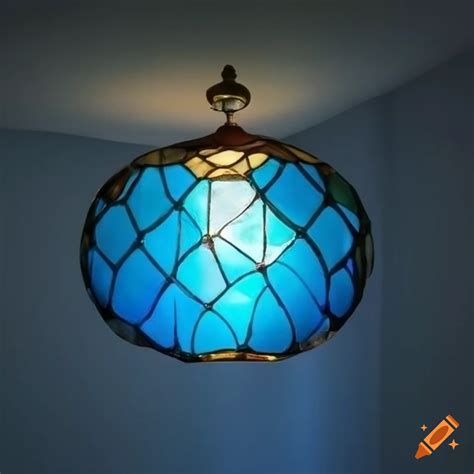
[415,414,460,459]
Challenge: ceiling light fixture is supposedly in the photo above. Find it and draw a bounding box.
[80,66,374,362]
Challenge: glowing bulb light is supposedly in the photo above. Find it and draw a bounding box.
[80,66,373,362]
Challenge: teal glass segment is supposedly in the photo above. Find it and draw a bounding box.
[89,249,113,307]
[112,249,166,324]
[128,168,171,230]
[82,140,373,362]
[264,164,323,226]
[95,205,136,263]
[249,288,293,353]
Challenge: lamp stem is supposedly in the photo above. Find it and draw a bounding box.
[225,111,235,125]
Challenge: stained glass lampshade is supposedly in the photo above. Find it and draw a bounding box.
[80,66,373,362]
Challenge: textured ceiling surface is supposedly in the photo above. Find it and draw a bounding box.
[1,0,473,145]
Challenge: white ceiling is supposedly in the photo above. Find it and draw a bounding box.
[1,0,473,146]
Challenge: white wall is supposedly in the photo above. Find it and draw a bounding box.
[286,89,386,474]
[287,49,473,474]
[380,48,473,474]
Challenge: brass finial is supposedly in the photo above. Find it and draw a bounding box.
[221,65,237,81]
[206,65,251,124]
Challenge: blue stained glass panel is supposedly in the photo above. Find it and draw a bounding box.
[140,286,175,349]
[265,206,295,264]
[183,180,209,234]
[249,289,292,353]
[251,158,281,189]
[94,199,105,216]
[308,207,353,270]
[346,257,355,275]
[194,312,237,353]
[128,168,171,230]
[162,164,195,202]
[118,170,139,200]
[112,250,166,324]
[310,317,330,339]
[173,286,205,353]
[213,237,255,282]
[89,249,113,307]
[95,205,136,263]
[299,163,325,191]
[267,262,324,342]
[145,284,204,353]
[210,180,255,233]
[213,273,266,344]
[221,199,264,262]
[177,246,226,302]
[144,212,178,273]
[179,211,202,258]
[337,204,360,232]
[329,269,354,317]
[265,164,323,226]
[278,239,326,307]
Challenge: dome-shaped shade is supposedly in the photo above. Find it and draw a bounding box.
[81,125,373,362]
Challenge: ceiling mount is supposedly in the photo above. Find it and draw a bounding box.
[206,65,251,124]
